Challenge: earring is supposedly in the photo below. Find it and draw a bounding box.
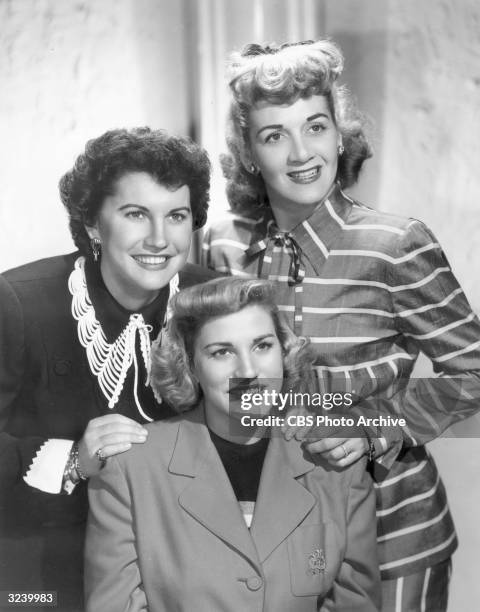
[90,237,101,262]
[337,144,345,156]
[249,163,259,175]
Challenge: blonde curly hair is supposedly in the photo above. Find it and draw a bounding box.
[150,277,315,411]
[223,40,372,215]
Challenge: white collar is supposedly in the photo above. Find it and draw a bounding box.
[68,256,179,421]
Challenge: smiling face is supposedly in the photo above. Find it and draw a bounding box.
[192,304,284,441]
[86,171,192,311]
[248,94,341,227]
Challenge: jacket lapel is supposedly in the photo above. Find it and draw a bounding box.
[169,409,261,569]
[250,436,317,563]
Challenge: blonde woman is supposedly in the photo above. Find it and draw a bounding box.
[85,277,380,611]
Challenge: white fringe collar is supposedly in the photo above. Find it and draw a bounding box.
[68,256,178,421]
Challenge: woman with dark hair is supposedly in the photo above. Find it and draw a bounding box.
[202,41,480,610]
[85,276,380,611]
[0,127,215,610]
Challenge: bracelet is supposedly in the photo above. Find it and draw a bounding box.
[63,442,89,492]
[63,446,80,486]
[367,438,376,462]
[71,442,89,481]
[363,429,377,462]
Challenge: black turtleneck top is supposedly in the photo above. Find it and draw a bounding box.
[208,429,269,503]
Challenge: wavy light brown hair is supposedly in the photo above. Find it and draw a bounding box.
[150,277,315,411]
[223,39,373,216]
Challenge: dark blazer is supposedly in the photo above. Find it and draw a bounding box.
[0,252,217,609]
[86,407,380,612]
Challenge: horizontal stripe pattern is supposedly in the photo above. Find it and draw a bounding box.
[380,532,456,573]
[374,460,428,489]
[329,242,441,264]
[376,473,441,518]
[381,558,451,612]
[264,267,453,292]
[376,504,450,543]
[203,185,479,578]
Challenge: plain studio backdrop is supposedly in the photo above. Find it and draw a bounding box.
[1,1,479,609]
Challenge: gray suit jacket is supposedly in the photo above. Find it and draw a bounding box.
[86,407,380,611]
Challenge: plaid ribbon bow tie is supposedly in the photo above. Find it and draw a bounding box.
[245,223,305,285]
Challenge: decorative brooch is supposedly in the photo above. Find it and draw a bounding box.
[308,549,326,575]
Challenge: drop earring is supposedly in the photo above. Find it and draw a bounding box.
[90,237,101,262]
[337,143,345,156]
[249,163,259,175]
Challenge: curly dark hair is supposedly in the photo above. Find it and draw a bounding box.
[59,127,211,255]
[223,40,373,216]
[150,277,316,412]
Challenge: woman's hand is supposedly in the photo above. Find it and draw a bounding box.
[281,406,368,467]
[302,437,368,468]
[77,415,148,478]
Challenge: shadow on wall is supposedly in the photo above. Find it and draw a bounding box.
[329,30,388,209]
[129,0,191,135]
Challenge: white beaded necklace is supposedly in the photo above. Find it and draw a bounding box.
[68,256,179,421]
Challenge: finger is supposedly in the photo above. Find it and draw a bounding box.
[99,442,133,458]
[100,434,150,458]
[282,408,309,440]
[323,438,367,461]
[323,440,367,467]
[282,421,313,441]
[316,442,347,462]
[87,414,148,432]
[281,423,296,441]
[303,437,349,455]
[294,423,314,441]
[348,438,368,456]
[95,423,149,438]
[97,431,148,448]
[328,451,360,467]
[86,443,134,477]
[82,430,147,456]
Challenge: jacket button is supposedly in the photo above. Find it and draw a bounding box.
[246,576,263,591]
[54,360,71,376]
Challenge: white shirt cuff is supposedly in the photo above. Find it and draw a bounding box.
[23,439,74,493]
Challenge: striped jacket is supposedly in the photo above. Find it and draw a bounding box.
[202,186,480,579]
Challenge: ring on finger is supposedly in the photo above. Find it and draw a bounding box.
[340,444,349,459]
[96,448,107,467]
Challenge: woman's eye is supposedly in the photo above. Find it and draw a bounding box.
[169,212,188,223]
[211,348,232,358]
[125,210,146,219]
[264,132,283,144]
[255,341,273,352]
[308,123,326,134]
